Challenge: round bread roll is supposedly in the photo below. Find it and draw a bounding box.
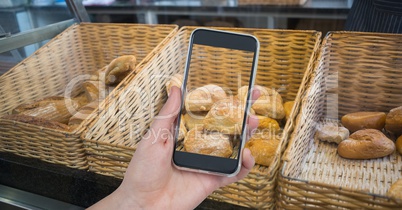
[183,112,207,130]
[283,101,295,120]
[337,129,395,159]
[165,73,183,95]
[203,98,245,135]
[396,135,402,155]
[341,112,386,133]
[237,85,285,119]
[385,106,402,136]
[257,116,280,134]
[316,124,349,144]
[184,127,233,158]
[387,178,402,203]
[185,84,227,112]
[245,133,279,167]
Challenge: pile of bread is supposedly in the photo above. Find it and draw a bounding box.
[167,74,294,167]
[2,55,136,132]
[316,109,402,159]
[316,108,402,201]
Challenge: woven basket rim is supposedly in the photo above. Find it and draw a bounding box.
[181,26,321,35]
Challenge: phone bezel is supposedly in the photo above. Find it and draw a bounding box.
[172,28,260,177]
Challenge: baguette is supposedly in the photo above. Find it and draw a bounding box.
[2,114,70,131]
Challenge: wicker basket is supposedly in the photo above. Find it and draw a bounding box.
[0,23,178,169]
[277,31,402,209]
[83,26,321,209]
[238,0,307,6]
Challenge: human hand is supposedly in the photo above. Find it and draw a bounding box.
[88,86,259,210]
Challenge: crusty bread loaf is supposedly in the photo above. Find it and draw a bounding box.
[185,84,227,112]
[203,98,245,135]
[337,129,395,159]
[316,124,349,144]
[12,96,82,124]
[257,116,280,134]
[396,135,402,155]
[2,114,70,131]
[387,178,402,203]
[341,112,386,133]
[184,127,233,158]
[245,132,279,167]
[385,106,402,136]
[183,112,207,131]
[237,85,285,119]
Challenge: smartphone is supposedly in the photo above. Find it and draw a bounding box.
[172,28,260,177]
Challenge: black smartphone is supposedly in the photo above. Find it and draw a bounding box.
[172,28,259,177]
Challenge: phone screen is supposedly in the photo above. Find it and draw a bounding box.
[173,28,259,175]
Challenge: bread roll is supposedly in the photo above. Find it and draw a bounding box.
[203,98,245,135]
[316,124,349,144]
[387,178,402,203]
[185,84,227,112]
[337,129,395,159]
[184,127,233,158]
[341,112,386,133]
[104,55,136,85]
[396,135,402,155]
[237,85,285,119]
[245,133,279,167]
[257,116,280,134]
[283,101,295,120]
[2,114,70,131]
[165,73,183,95]
[183,112,207,130]
[385,106,402,136]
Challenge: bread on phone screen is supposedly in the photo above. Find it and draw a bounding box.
[185,84,227,112]
[184,127,233,158]
[203,97,245,135]
[237,85,285,120]
[183,112,207,130]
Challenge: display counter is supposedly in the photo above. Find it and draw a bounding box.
[0,152,250,209]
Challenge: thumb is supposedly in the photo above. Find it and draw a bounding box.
[141,86,181,145]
